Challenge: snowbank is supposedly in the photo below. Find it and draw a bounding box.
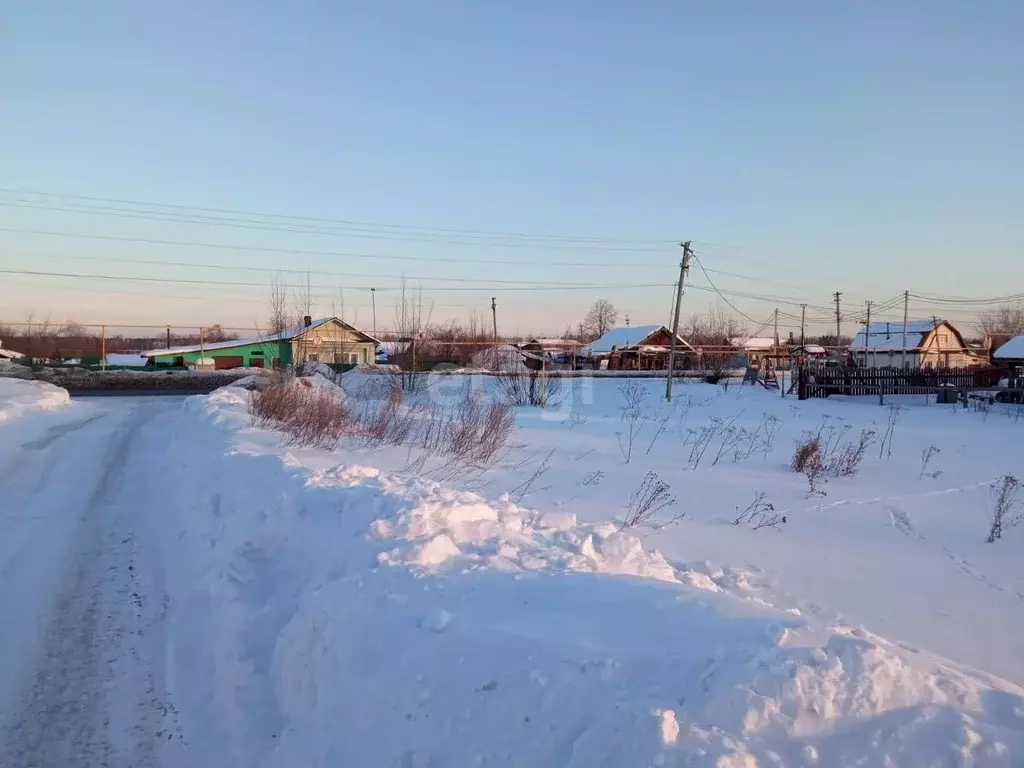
[0,377,70,422]
[155,385,1024,767]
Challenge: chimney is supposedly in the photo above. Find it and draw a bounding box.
[303,315,312,328]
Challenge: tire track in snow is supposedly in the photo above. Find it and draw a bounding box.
[0,401,183,767]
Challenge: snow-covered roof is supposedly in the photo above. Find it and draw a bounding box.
[0,346,25,359]
[585,325,692,355]
[994,335,1024,360]
[142,318,378,358]
[850,320,946,352]
[730,337,776,351]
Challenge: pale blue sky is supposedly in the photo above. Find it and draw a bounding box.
[1,1,1021,335]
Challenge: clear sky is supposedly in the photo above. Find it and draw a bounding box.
[1,1,1021,338]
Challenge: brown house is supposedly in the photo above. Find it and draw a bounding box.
[583,325,694,371]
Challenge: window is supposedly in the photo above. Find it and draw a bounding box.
[250,350,264,356]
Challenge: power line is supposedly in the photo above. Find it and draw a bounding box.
[0,267,673,293]
[0,227,666,269]
[8,250,666,287]
[0,187,677,245]
[689,253,764,325]
[0,199,679,254]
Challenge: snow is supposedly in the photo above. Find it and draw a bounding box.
[851,320,944,351]
[994,335,1024,360]
[731,337,776,351]
[105,352,149,367]
[0,377,70,421]
[4,372,1024,765]
[166,374,1024,765]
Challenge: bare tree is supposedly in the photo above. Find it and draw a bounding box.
[268,272,290,335]
[292,269,315,363]
[977,304,1024,337]
[583,299,618,339]
[685,304,747,381]
[389,280,433,391]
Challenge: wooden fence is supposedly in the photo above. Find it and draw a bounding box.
[798,365,1010,400]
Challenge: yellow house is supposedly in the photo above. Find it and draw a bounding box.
[292,317,379,365]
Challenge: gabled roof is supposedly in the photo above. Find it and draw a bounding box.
[584,325,693,355]
[850,319,956,352]
[143,317,379,358]
[994,335,1024,360]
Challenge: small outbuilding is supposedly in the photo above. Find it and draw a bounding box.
[994,335,1024,376]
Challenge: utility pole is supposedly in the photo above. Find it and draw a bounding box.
[799,304,807,347]
[665,241,692,402]
[773,308,783,397]
[370,288,377,339]
[833,291,842,346]
[901,290,909,369]
[865,301,873,368]
[199,327,205,369]
[101,325,106,371]
[491,297,498,342]
[166,325,171,350]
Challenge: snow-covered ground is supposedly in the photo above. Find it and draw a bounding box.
[0,376,71,421]
[2,374,1023,766]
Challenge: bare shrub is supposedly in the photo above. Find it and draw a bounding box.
[830,428,876,477]
[494,364,564,408]
[616,380,649,463]
[645,411,673,455]
[581,470,604,486]
[878,405,906,460]
[791,436,822,474]
[621,472,677,529]
[250,375,513,467]
[686,412,745,470]
[733,491,785,530]
[987,474,1022,543]
[919,444,941,481]
[618,380,648,415]
[791,420,875,494]
[511,449,554,503]
[358,387,415,447]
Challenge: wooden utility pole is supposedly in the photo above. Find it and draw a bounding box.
[799,304,807,347]
[665,241,692,402]
[200,327,205,369]
[491,297,498,341]
[370,288,377,339]
[901,290,909,369]
[774,308,784,397]
[865,301,873,368]
[833,291,842,346]
[166,325,171,350]
[101,325,106,371]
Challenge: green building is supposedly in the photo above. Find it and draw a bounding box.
[144,317,379,370]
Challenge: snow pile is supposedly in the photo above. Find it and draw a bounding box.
[373,483,681,582]
[0,377,70,422]
[154,387,1024,767]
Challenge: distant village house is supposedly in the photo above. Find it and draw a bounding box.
[143,317,379,370]
[849,319,982,369]
[583,325,694,371]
